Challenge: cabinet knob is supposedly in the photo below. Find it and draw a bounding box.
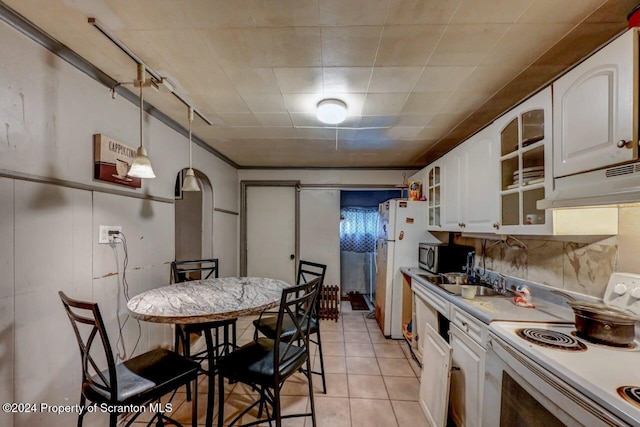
[493,222,500,229]
[617,139,631,148]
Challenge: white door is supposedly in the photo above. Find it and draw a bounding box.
[553,28,638,178]
[245,185,297,283]
[442,146,464,231]
[464,127,499,233]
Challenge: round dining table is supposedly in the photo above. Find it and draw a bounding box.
[127,276,291,323]
[127,276,291,427]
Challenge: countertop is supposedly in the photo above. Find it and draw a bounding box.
[402,267,575,324]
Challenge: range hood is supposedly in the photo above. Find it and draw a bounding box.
[538,161,640,209]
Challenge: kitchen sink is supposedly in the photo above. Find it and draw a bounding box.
[435,283,510,297]
[415,273,449,285]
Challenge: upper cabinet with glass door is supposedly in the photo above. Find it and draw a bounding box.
[495,87,553,234]
[427,162,441,230]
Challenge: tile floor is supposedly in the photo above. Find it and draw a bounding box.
[131,302,428,426]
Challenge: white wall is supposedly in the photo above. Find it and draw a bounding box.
[238,169,418,291]
[0,20,238,427]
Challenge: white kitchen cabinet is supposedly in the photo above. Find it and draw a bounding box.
[494,87,553,235]
[412,280,449,362]
[449,323,487,427]
[553,28,638,178]
[419,322,453,427]
[441,125,499,233]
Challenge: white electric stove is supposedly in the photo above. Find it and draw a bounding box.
[483,273,640,427]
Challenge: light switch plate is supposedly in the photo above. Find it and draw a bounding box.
[98,225,122,244]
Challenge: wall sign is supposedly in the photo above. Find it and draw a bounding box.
[93,134,141,188]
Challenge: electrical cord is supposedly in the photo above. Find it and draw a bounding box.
[111,232,142,362]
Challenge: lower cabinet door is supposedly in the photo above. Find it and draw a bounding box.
[449,324,487,427]
[419,323,453,427]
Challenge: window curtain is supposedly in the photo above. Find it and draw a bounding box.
[340,207,378,253]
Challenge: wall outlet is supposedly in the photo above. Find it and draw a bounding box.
[99,225,122,244]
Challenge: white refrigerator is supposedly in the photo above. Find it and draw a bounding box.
[374,199,434,338]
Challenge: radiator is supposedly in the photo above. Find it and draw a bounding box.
[318,285,340,321]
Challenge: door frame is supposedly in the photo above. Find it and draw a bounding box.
[240,180,300,277]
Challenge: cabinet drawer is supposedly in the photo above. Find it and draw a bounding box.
[412,281,450,317]
[450,306,487,345]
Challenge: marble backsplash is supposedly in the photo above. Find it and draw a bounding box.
[455,235,618,299]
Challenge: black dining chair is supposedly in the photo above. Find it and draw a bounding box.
[171,259,237,418]
[59,291,199,427]
[253,260,328,393]
[216,277,321,427]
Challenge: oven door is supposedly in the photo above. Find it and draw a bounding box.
[483,333,628,427]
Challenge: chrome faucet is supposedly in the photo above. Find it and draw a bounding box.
[492,274,507,293]
[465,251,475,276]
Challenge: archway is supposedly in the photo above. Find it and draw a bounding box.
[174,168,214,262]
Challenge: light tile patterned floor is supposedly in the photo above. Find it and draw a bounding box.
[132,302,428,426]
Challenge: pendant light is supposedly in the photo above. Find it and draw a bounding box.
[127,64,156,179]
[181,106,200,192]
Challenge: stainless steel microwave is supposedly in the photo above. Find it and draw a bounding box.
[418,243,474,274]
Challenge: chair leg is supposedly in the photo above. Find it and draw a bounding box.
[314,329,327,394]
[306,357,317,427]
[191,375,198,427]
[77,394,86,427]
[109,412,118,427]
[205,328,216,427]
[176,325,193,402]
[217,371,225,427]
[273,386,282,427]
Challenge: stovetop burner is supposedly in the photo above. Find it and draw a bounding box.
[516,328,587,351]
[618,386,640,407]
[570,331,637,350]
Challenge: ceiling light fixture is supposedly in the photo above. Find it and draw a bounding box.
[181,107,200,192]
[317,99,347,125]
[127,64,156,179]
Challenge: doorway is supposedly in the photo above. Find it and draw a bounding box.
[174,169,214,263]
[240,181,299,284]
[339,190,401,306]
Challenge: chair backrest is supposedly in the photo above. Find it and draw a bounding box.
[296,260,326,287]
[58,291,118,402]
[172,259,219,283]
[273,277,321,374]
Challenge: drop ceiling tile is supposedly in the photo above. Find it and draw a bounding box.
[218,113,260,127]
[375,25,446,66]
[482,24,574,67]
[427,112,469,128]
[253,113,294,127]
[248,0,320,27]
[321,27,383,67]
[461,65,521,94]
[451,0,535,24]
[184,0,256,28]
[396,114,437,126]
[386,0,462,25]
[319,0,388,25]
[362,93,409,115]
[225,68,281,95]
[386,126,424,140]
[234,127,297,139]
[427,52,488,66]
[418,126,450,140]
[263,27,323,67]
[323,67,372,93]
[360,116,402,127]
[105,0,193,30]
[201,28,271,68]
[243,94,287,113]
[202,91,251,113]
[283,93,325,113]
[518,0,607,23]
[290,113,320,127]
[413,66,476,92]
[402,92,452,114]
[368,67,423,93]
[274,68,323,94]
[295,127,337,140]
[435,24,511,55]
[355,128,391,142]
[440,91,490,114]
